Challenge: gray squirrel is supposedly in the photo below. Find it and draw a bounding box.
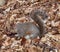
[15,9,48,39]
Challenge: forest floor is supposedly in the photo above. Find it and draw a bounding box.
[0,0,60,52]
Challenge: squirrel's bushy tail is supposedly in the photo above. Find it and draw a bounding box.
[30,9,48,37]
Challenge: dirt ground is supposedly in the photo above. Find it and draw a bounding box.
[0,0,60,52]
